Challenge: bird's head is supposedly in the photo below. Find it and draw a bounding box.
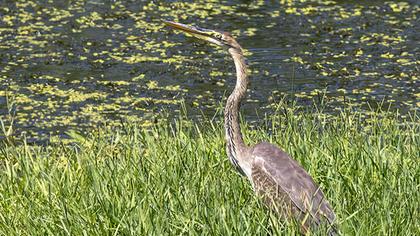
[164,21,242,53]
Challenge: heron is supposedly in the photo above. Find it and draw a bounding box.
[165,21,337,235]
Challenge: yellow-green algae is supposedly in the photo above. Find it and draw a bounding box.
[0,0,419,141]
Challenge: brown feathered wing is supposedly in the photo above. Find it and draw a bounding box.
[251,142,336,233]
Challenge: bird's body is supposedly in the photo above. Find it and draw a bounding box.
[251,142,336,232]
[165,21,337,234]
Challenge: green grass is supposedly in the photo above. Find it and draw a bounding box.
[0,104,419,235]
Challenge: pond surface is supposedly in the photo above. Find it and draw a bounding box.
[0,0,419,142]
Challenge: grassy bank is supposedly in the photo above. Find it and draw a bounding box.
[0,106,419,235]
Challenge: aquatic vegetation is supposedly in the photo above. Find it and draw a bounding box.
[0,0,418,140]
[0,3,418,234]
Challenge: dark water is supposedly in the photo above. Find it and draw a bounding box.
[0,0,419,141]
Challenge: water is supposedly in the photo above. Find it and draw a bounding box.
[0,0,419,141]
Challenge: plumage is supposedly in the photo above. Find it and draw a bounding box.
[251,142,337,233]
[165,21,338,235]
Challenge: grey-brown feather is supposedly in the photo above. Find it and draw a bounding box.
[166,22,337,234]
[251,142,337,233]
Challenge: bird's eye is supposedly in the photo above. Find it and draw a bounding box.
[216,34,223,40]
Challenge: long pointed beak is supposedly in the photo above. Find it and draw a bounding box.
[164,21,224,46]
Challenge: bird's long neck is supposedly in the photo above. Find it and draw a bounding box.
[224,48,248,172]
